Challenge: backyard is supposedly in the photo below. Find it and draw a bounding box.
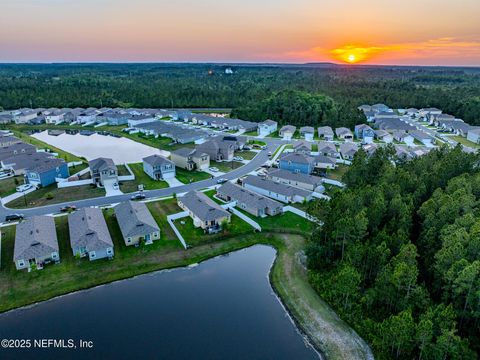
[0,176,23,198]
[120,163,168,193]
[325,164,349,181]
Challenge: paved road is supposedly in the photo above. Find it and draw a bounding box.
[0,137,286,219]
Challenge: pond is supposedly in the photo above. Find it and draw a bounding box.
[32,131,170,164]
[0,245,320,359]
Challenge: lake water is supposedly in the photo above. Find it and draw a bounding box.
[0,246,319,359]
[32,131,170,164]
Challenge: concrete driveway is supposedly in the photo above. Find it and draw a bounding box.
[103,179,123,197]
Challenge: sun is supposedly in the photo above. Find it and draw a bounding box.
[347,54,356,63]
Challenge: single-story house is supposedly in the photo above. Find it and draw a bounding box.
[374,130,393,143]
[339,142,359,160]
[0,135,22,147]
[466,128,480,144]
[69,207,114,261]
[13,216,59,271]
[279,125,296,140]
[278,152,315,175]
[258,120,278,136]
[293,141,312,154]
[89,157,118,187]
[318,126,334,141]
[143,154,176,180]
[313,155,337,170]
[177,190,231,231]
[300,126,315,141]
[335,127,353,141]
[393,131,414,146]
[266,168,323,191]
[409,130,435,147]
[242,175,313,203]
[317,141,338,158]
[114,201,161,246]
[170,148,210,171]
[217,181,283,217]
[354,124,375,144]
[371,104,391,113]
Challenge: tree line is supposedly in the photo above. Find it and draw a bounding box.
[306,145,480,359]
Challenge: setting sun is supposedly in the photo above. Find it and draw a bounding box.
[347,54,356,63]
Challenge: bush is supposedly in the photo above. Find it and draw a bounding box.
[45,192,54,200]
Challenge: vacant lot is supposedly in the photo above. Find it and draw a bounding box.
[120,163,168,193]
[213,160,243,172]
[175,168,211,184]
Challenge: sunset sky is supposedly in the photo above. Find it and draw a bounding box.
[1,0,479,65]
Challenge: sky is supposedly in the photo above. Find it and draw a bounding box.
[1,0,479,65]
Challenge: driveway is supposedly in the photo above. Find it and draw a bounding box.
[1,187,37,205]
[103,179,123,197]
[165,177,184,187]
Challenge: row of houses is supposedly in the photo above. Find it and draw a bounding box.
[14,201,160,271]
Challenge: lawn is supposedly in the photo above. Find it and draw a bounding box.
[248,139,267,146]
[174,214,255,246]
[175,168,211,184]
[234,150,257,160]
[250,211,314,235]
[117,164,131,176]
[6,184,105,209]
[243,130,258,136]
[120,163,168,193]
[325,164,349,181]
[68,162,88,175]
[125,132,195,151]
[213,160,243,173]
[0,176,23,198]
[451,135,480,149]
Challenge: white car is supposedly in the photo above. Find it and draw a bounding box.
[16,184,33,192]
[209,167,219,172]
[112,183,119,190]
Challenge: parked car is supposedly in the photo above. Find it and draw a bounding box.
[60,205,77,212]
[112,182,119,190]
[243,146,251,151]
[5,213,24,222]
[209,167,219,172]
[216,178,228,184]
[16,184,33,192]
[268,151,272,157]
[131,193,146,200]
[233,156,244,161]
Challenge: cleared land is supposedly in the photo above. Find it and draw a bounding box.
[212,160,243,172]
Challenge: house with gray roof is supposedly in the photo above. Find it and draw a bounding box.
[170,148,210,171]
[25,155,69,187]
[142,154,176,180]
[279,125,296,140]
[242,175,313,203]
[258,120,278,136]
[217,181,283,217]
[196,138,235,161]
[1,152,55,176]
[293,141,312,154]
[374,130,393,143]
[300,126,315,141]
[335,127,353,141]
[318,126,334,141]
[393,131,414,146]
[313,155,337,170]
[267,168,323,191]
[68,207,114,261]
[409,130,435,147]
[89,157,118,187]
[14,216,59,271]
[114,201,160,246]
[339,142,359,160]
[0,136,22,147]
[278,152,315,174]
[317,141,338,158]
[0,142,36,162]
[177,190,231,231]
[467,128,480,144]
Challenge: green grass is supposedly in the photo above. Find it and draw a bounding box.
[325,164,349,181]
[6,184,105,208]
[117,164,130,176]
[267,130,279,138]
[252,211,313,235]
[451,135,480,149]
[248,139,267,146]
[0,176,23,198]
[311,143,318,152]
[120,163,168,193]
[213,160,243,172]
[243,130,258,136]
[68,162,88,175]
[174,214,255,246]
[234,150,257,160]
[175,168,211,184]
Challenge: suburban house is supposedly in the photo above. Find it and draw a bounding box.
[0,136,22,147]
[1,152,53,176]
[318,126,334,141]
[13,109,38,124]
[278,152,315,174]
[279,125,296,140]
[24,156,69,187]
[317,141,338,158]
[313,155,337,170]
[45,109,67,124]
[142,154,176,180]
[114,201,160,246]
[354,124,375,144]
[371,104,391,113]
[196,138,235,162]
[0,142,36,162]
[257,120,278,136]
[177,190,231,232]
[13,216,60,271]
[170,148,210,171]
[339,142,359,160]
[266,168,323,191]
[216,181,283,217]
[89,157,118,187]
[393,131,414,146]
[410,130,435,147]
[242,175,313,203]
[419,107,442,119]
[293,141,312,154]
[335,127,354,141]
[69,207,114,261]
[374,117,416,133]
[374,130,394,143]
[77,109,98,123]
[300,126,315,141]
[467,128,480,144]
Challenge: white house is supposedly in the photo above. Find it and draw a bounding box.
[257,120,278,136]
[279,125,296,140]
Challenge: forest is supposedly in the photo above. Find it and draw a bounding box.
[306,146,480,359]
[0,63,480,129]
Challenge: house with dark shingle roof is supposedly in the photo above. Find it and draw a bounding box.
[300,126,315,141]
[24,155,69,187]
[335,127,354,141]
[115,201,160,246]
[317,141,338,158]
[68,208,114,261]
[178,190,231,231]
[217,181,283,217]
[293,141,312,154]
[242,175,313,203]
[196,138,235,162]
[278,152,315,174]
[14,216,59,271]
[279,125,296,140]
[267,168,323,191]
[339,142,359,160]
[317,126,334,141]
[170,148,210,171]
[89,157,118,186]
[142,154,176,180]
[258,120,278,136]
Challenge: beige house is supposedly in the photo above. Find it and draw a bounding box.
[170,148,210,171]
[114,201,160,246]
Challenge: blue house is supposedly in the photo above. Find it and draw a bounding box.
[354,124,375,144]
[25,156,69,187]
[278,153,314,174]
